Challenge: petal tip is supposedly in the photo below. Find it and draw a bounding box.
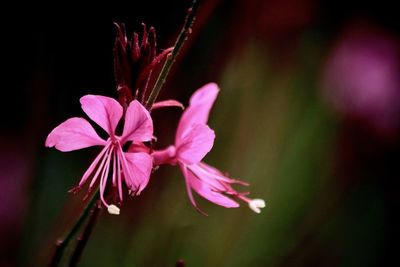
[44,137,53,148]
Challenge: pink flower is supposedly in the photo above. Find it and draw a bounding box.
[152,83,265,214]
[45,95,153,214]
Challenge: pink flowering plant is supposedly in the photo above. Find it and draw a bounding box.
[44,1,264,265]
[152,83,265,214]
[46,96,153,215]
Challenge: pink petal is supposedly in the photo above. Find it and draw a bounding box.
[45,117,106,152]
[124,152,153,194]
[80,95,123,136]
[151,100,184,110]
[179,163,208,216]
[121,100,153,143]
[176,124,215,164]
[189,83,219,107]
[198,162,249,186]
[176,83,219,141]
[188,164,230,192]
[184,165,239,208]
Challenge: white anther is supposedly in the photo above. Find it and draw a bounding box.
[248,199,266,214]
[107,204,120,215]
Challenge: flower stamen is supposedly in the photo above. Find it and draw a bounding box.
[99,147,113,207]
[107,204,120,215]
[237,195,266,214]
[248,199,266,214]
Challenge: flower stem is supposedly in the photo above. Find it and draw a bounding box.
[48,194,98,267]
[145,0,200,109]
[68,201,102,267]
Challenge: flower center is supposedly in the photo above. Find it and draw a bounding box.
[109,136,122,147]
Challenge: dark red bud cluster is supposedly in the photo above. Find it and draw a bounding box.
[113,23,171,109]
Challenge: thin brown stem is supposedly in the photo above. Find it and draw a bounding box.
[145,0,200,109]
[48,194,98,267]
[68,201,102,267]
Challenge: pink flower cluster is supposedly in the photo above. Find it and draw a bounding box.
[46,83,265,215]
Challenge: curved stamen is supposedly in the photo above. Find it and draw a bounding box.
[117,145,137,194]
[89,144,112,189]
[197,162,249,186]
[188,164,229,192]
[76,142,111,189]
[112,148,117,186]
[237,195,266,214]
[116,149,123,201]
[99,146,113,207]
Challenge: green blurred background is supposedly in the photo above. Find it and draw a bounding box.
[1,0,398,266]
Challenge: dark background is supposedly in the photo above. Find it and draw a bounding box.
[1,0,399,266]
